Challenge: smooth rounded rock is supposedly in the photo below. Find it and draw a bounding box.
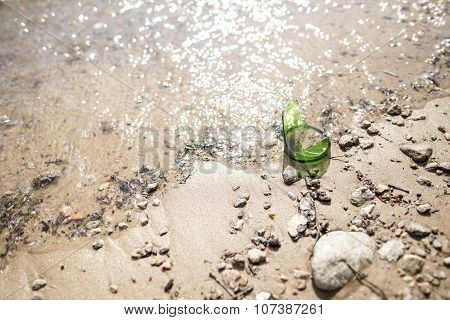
[312,231,376,291]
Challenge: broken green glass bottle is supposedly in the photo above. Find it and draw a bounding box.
[282,99,331,178]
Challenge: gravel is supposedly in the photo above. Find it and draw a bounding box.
[399,143,433,163]
[311,231,376,291]
[378,239,405,262]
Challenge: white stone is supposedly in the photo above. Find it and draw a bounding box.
[312,231,376,291]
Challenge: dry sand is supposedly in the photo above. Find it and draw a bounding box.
[0,0,449,300]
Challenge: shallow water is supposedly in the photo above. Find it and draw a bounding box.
[0,0,448,191]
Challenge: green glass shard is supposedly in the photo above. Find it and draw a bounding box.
[282,100,331,178]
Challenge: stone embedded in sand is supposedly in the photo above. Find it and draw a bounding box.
[350,187,375,207]
[282,166,300,185]
[311,231,376,291]
[399,143,432,163]
[287,214,308,240]
[32,278,47,291]
[92,239,104,250]
[405,222,430,238]
[378,239,405,262]
[247,248,266,265]
[400,254,425,275]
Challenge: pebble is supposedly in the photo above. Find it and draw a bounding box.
[232,185,240,191]
[118,222,128,230]
[296,279,307,291]
[378,239,405,262]
[299,196,316,222]
[147,183,159,192]
[444,257,450,268]
[247,248,266,265]
[160,227,169,236]
[417,282,432,296]
[161,261,172,271]
[233,219,245,231]
[140,216,149,226]
[98,182,110,191]
[137,200,148,210]
[359,203,375,219]
[287,214,308,240]
[359,138,374,150]
[216,261,226,272]
[287,191,297,201]
[400,254,425,275]
[32,278,47,291]
[405,222,431,238]
[164,279,174,292]
[350,187,375,207]
[152,198,161,206]
[399,143,433,163]
[263,202,271,210]
[401,108,412,118]
[366,124,380,135]
[92,239,104,250]
[360,120,371,129]
[311,231,376,291]
[338,134,356,149]
[416,203,432,215]
[232,254,246,269]
[433,270,446,280]
[387,104,402,116]
[293,269,310,279]
[86,220,101,230]
[109,285,118,294]
[416,176,431,186]
[282,166,300,185]
[233,198,247,208]
[432,239,442,250]
[255,291,272,300]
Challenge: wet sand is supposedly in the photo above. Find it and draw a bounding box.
[0,0,449,299]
